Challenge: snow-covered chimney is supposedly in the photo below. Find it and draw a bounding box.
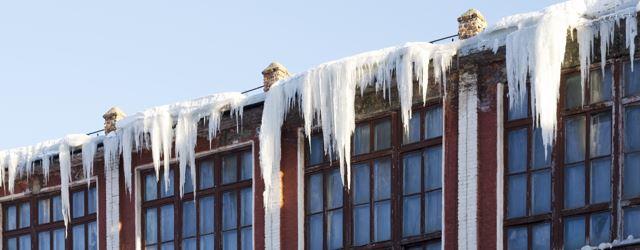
[103,107,126,134]
[458,9,487,40]
[262,62,290,92]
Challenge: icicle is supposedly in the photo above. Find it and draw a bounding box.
[599,19,617,73]
[577,24,597,101]
[82,138,98,186]
[103,133,121,173]
[42,155,51,182]
[58,143,72,234]
[627,15,637,69]
[175,111,198,197]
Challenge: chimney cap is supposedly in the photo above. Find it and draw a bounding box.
[458,9,486,22]
[103,107,126,119]
[262,62,288,74]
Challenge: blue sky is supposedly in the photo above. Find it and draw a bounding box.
[0,0,562,149]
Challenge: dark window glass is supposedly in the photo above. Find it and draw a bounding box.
[5,205,16,230]
[624,153,640,199]
[564,216,586,250]
[199,160,214,190]
[590,158,611,204]
[624,106,640,199]
[565,163,586,209]
[308,214,323,250]
[507,226,527,250]
[532,170,551,214]
[53,229,64,250]
[52,196,62,222]
[241,151,253,181]
[624,62,640,96]
[160,205,174,243]
[184,165,194,194]
[88,187,96,214]
[425,190,442,233]
[507,174,526,218]
[72,224,85,250]
[565,115,586,164]
[589,212,610,245]
[222,155,238,184]
[88,222,97,250]
[72,190,85,219]
[200,196,215,235]
[19,203,29,228]
[160,170,174,198]
[354,123,370,155]
[38,231,50,250]
[18,235,30,250]
[222,191,237,231]
[327,170,344,209]
[145,174,158,201]
[307,174,323,214]
[623,207,640,239]
[425,146,442,190]
[404,114,421,144]
[327,209,343,249]
[183,201,196,238]
[403,195,420,237]
[565,74,583,109]
[532,223,550,250]
[403,153,421,195]
[426,106,443,139]
[374,119,391,151]
[508,128,527,173]
[590,112,612,157]
[309,135,325,165]
[38,199,50,225]
[590,68,613,103]
[532,128,551,168]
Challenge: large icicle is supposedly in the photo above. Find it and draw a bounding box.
[82,137,98,186]
[627,15,638,68]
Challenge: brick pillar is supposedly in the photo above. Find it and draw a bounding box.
[262,62,291,92]
[458,9,487,40]
[102,107,126,134]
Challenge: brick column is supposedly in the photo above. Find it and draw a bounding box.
[262,62,291,92]
[458,9,487,40]
[102,107,125,249]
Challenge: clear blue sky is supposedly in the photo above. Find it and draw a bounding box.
[0,0,562,149]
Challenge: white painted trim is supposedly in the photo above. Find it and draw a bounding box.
[496,83,505,250]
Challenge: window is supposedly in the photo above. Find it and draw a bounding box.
[621,61,640,241]
[3,186,97,250]
[142,149,253,250]
[304,102,443,249]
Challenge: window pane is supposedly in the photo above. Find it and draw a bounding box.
[327,170,343,209]
[532,223,550,250]
[222,155,238,184]
[625,106,640,152]
[403,195,420,237]
[564,216,586,250]
[565,115,586,163]
[222,191,238,230]
[19,202,29,228]
[353,163,370,204]
[89,221,97,250]
[307,214,323,250]
[161,205,174,241]
[625,62,640,96]
[39,231,50,250]
[307,174,323,214]
[624,153,640,199]
[200,196,215,234]
[403,153,421,195]
[532,127,551,168]
[73,225,85,250]
[532,170,551,215]
[565,163,586,209]
[507,174,526,218]
[623,207,640,239]
[590,212,610,245]
[72,191,85,219]
[354,123,370,155]
[199,160,214,190]
[426,241,442,250]
[241,227,252,250]
[182,239,196,250]
[591,158,611,204]
[222,230,237,250]
[591,112,612,157]
[241,151,252,180]
[200,234,214,250]
[39,199,50,224]
[374,119,391,150]
[53,195,63,222]
[590,68,612,103]
[309,135,324,165]
[374,201,391,242]
[374,159,391,200]
[426,190,442,233]
[18,235,30,250]
[404,114,421,144]
[327,209,343,249]
[507,226,527,250]
[508,128,527,173]
[146,208,158,244]
[508,88,528,121]
[352,204,370,245]
[53,229,65,250]
[426,106,443,139]
[241,188,252,226]
[6,238,16,250]
[5,205,16,230]
[183,200,196,237]
[425,146,442,190]
[565,74,582,109]
[88,187,96,214]
[184,165,194,194]
[160,170,174,198]
[145,174,158,201]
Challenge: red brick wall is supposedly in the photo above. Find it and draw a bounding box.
[444,80,459,250]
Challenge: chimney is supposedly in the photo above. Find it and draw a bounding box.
[457,9,487,40]
[103,107,126,134]
[262,62,291,92]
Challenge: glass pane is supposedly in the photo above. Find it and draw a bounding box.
[88,187,96,214]
[565,163,586,209]
[374,159,391,201]
[182,239,196,250]
[565,74,582,109]
[307,214,323,250]
[508,128,527,173]
[222,155,238,184]
[241,227,252,250]
[591,158,611,204]
[532,223,550,250]
[532,170,551,215]
[19,202,29,228]
[72,191,85,219]
[160,170,174,198]
[403,195,420,237]
[39,231,50,250]
[508,87,528,121]
[73,225,85,250]
[374,201,391,242]
[625,62,640,96]
[625,106,640,152]
[624,153,640,199]
[327,209,343,250]
[161,205,174,241]
[222,191,238,230]
[241,151,252,180]
[425,146,442,190]
[403,153,421,195]
[426,241,442,250]
[89,222,98,250]
[507,226,527,250]
[161,242,174,250]
[507,174,526,218]
[307,174,323,214]
[426,190,442,233]
[353,204,370,246]
[241,188,252,226]
[199,160,214,190]
[200,196,215,234]
[183,200,197,237]
[354,123,370,155]
[145,174,158,201]
[327,170,343,209]
[39,199,50,224]
[222,230,237,250]
[623,207,640,239]
[6,238,16,250]
[53,195,63,222]
[590,212,610,245]
[590,68,612,103]
[309,135,324,165]
[5,205,16,230]
[353,163,370,204]
[200,235,214,250]
[53,229,65,250]
[532,127,551,168]
[564,216,586,250]
[426,106,443,139]
[591,112,612,157]
[18,235,30,250]
[404,114,421,144]
[184,165,194,194]
[374,119,391,151]
[146,208,158,244]
[565,115,586,163]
